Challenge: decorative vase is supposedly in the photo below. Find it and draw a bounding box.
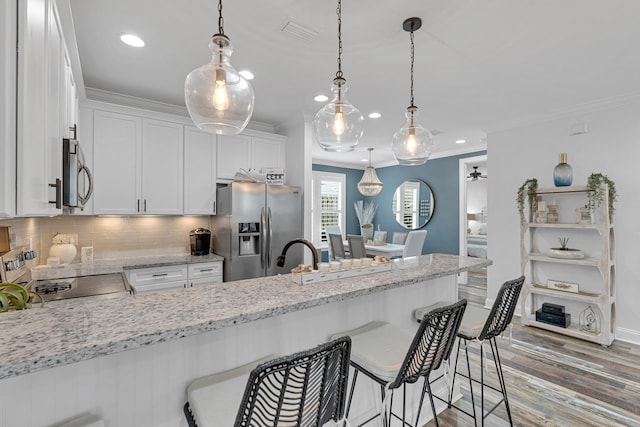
[360,224,373,241]
[49,243,77,265]
[553,153,573,187]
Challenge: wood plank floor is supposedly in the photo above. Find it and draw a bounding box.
[423,317,640,426]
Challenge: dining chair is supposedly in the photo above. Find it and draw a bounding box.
[392,232,408,245]
[329,300,467,427]
[328,233,346,260]
[402,230,427,257]
[184,337,352,427]
[347,234,367,259]
[325,225,342,260]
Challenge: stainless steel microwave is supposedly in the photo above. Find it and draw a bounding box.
[63,137,93,211]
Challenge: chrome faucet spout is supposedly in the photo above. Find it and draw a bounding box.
[276,239,319,271]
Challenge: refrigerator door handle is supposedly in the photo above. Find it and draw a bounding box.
[267,207,273,267]
[260,207,266,269]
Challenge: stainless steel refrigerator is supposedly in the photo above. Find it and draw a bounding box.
[212,182,303,281]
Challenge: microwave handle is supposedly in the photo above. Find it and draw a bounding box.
[78,165,94,206]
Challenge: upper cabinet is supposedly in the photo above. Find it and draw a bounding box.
[0,0,17,217]
[92,109,183,215]
[216,133,285,181]
[184,126,217,215]
[16,0,77,216]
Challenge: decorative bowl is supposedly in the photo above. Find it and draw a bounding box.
[548,248,585,259]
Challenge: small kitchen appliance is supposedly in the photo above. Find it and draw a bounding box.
[190,228,211,255]
[62,125,94,211]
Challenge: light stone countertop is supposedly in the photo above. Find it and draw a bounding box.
[30,253,225,280]
[0,254,491,380]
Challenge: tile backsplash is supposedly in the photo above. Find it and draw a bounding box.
[0,216,211,264]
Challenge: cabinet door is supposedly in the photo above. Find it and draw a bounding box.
[251,136,284,171]
[17,0,62,216]
[93,110,140,214]
[0,0,16,217]
[141,119,183,214]
[184,126,216,214]
[216,134,251,180]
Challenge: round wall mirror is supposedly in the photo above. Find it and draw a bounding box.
[391,179,435,229]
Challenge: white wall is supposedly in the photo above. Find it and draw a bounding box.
[488,100,640,344]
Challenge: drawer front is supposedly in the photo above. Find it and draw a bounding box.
[133,281,186,294]
[188,262,223,280]
[189,277,223,287]
[126,265,188,286]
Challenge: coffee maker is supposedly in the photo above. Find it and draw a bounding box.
[189,228,211,256]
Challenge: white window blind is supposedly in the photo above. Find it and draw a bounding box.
[311,171,346,246]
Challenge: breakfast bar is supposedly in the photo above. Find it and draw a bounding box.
[0,253,490,427]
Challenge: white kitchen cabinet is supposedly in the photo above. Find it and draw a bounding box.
[216,132,285,181]
[520,185,615,346]
[125,264,188,294]
[142,119,184,214]
[184,126,217,215]
[187,261,223,286]
[16,0,78,216]
[0,0,16,217]
[92,110,183,215]
[216,134,251,180]
[93,110,140,215]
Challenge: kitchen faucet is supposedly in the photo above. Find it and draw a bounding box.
[277,239,319,271]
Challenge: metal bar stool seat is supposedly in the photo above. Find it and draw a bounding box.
[184,337,351,427]
[330,300,467,427]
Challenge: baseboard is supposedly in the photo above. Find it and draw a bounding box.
[615,327,640,345]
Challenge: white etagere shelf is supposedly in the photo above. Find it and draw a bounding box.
[520,184,615,346]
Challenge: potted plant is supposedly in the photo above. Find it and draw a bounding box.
[0,283,43,312]
[586,173,617,222]
[516,178,538,224]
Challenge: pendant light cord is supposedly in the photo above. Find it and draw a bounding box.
[409,29,415,108]
[217,0,225,35]
[335,0,343,79]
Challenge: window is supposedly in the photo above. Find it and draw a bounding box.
[311,171,346,247]
[392,181,419,229]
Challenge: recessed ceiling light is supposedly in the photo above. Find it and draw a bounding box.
[361,158,368,162]
[368,112,381,119]
[314,95,328,102]
[120,34,145,47]
[239,70,254,80]
[456,139,466,144]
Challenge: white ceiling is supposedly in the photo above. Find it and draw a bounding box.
[68,0,640,168]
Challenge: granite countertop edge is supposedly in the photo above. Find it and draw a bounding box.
[1,254,491,380]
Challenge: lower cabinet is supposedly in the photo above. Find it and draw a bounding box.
[187,261,223,286]
[126,261,223,293]
[125,264,188,294]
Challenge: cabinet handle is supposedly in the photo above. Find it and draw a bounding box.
[152,273,169,277]
[199,268,213,272]
[213,200,216,214]
[137,199,140,212]
[49,179,62,209]
[144,199,147,212]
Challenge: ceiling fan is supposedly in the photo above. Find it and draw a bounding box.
[467,166,487,181]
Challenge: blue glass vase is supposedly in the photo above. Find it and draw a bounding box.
[553,153,573,187]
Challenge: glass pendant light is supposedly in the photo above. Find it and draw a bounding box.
[185,0,254,135]
[358,148,383,196]
[313,0,364,152]
[392,17,433,166]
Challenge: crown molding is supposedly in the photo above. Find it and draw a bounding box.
[84,88,276,133]
[486,91,640,133]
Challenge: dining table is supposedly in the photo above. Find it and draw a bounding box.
[361,242,405,258]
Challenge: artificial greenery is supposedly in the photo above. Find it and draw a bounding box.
[587,173,617,221]
[516,178,538,224]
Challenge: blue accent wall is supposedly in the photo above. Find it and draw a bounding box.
[313,150,485,256]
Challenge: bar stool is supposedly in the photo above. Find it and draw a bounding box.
[446,276,524,426]
[330,299,467,427]
[183,337,351,426]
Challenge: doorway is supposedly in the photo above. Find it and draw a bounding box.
[458,155,488,305]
